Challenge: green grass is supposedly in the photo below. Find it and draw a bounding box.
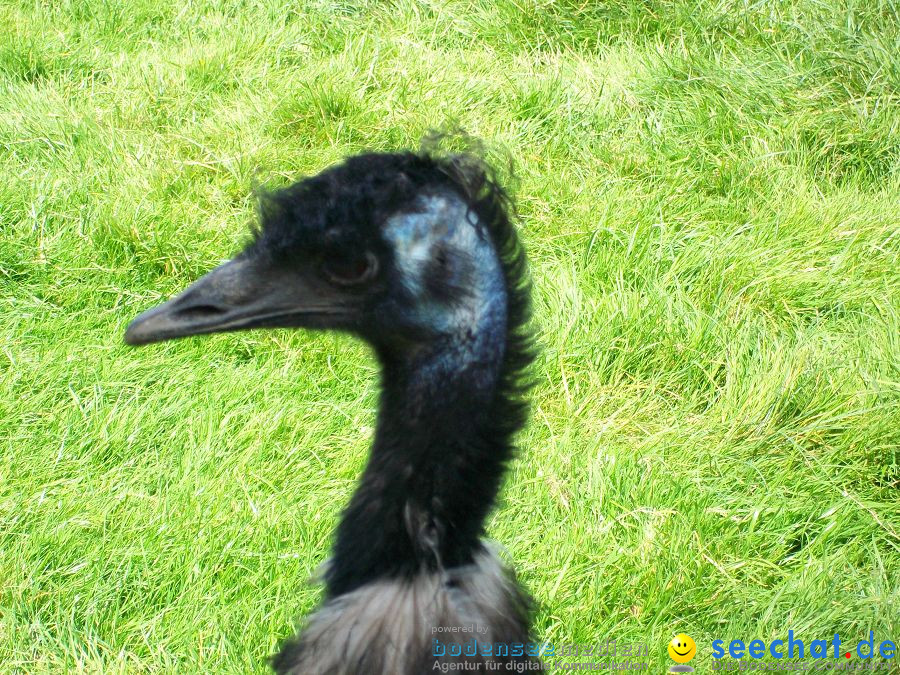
[1,0,898,672]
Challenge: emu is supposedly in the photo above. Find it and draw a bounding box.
[125,148,541,673]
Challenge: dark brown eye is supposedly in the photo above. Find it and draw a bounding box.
[322,251,378,286]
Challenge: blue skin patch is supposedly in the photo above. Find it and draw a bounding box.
[383,192,507,393]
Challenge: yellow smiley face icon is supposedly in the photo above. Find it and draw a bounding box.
[668,633,696,663]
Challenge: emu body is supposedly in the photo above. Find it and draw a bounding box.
[125,149,539,674]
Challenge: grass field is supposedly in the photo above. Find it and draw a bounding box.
[1,0,899,672]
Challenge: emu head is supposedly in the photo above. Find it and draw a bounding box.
[124,152,508,361]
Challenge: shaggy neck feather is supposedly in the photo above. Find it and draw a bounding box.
[324,303,512,598]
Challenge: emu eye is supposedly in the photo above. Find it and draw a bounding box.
[322,251,378,286]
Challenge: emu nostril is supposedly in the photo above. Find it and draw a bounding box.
[178,304,228,319]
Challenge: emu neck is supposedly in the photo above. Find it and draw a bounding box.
[325,303,511,598]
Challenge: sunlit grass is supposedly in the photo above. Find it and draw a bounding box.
[1,0,898,672]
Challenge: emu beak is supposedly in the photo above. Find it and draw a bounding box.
[124,256,347,346]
